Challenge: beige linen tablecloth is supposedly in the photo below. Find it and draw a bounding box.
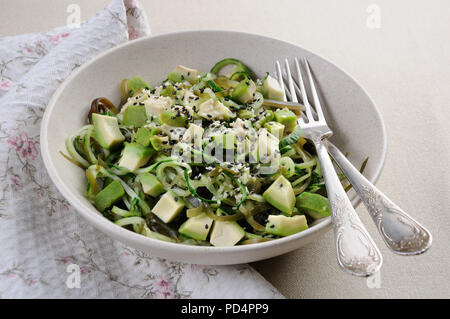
[2,0,449,298]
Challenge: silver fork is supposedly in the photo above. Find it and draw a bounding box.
[276,58,432,257]
[277,58,383,277]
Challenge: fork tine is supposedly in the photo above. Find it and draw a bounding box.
[284,59,298,103]
[294,58,315,121]
[275,60,287,102]
[276,61,306,125]
[303,57,325,121]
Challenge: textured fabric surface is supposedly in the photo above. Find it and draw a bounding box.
[0,0,282,299]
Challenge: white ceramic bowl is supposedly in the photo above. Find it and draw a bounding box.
[41,31,386,265]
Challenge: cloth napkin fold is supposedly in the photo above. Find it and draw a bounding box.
[0,0,282,298]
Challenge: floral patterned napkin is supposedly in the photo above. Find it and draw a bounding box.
[0,0,282,298]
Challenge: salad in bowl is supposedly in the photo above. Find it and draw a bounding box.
[63,58,333,247]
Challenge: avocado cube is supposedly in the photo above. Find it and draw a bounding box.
[151,191,185,223]
[123,104,147,127]
[296,192,331,219]
[117,142,154,172]
[178,213,214,240]
[138,173,165,197]
[274,109,297,132]
[135,127,152,147]
[263,75,284,101]
[126,76,152,96]
[94,180,125,212]
[265,215,308,236]
[238,108,255,119]
[262,175,295,215]
[209,221,245,247]
[168,65,199,84]
[144,96,173,118]
[160,109,188,127]
[160,84,176,96]
[231,78,256,104]
[264,121,285,140]
[92,113,125,149]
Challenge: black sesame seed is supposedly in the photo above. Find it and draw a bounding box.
[270,224,275,228]
[205,224,209,229]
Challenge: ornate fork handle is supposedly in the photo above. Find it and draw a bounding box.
[314,140,382,276]
[325,140,432,255]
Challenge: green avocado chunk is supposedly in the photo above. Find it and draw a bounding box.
[274,108,298,133]
[262,75,284,101]
[178,213,214,241]
[94,180,125,212]
[209,221,245,247]
[92,113,125,149]
[296,192,331,219]
[264,121,285,140]
[123,104,147,127]
[262,175,296,216]
[138,173,165,197]
[117,142,154,172]
[265,214,308,236]
[238,108,255,119]
[127,76,152,96]
[152,191,185,223]
[160,109,189,127]
[160,84,176,97]
[168,65,199,84]
[231,78,257,104]
[135,127,152,147]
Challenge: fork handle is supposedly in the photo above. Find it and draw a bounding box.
[314,140,382,276]
[324,140,432,255]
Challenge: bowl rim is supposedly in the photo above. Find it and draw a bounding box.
[40,29,387,255]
